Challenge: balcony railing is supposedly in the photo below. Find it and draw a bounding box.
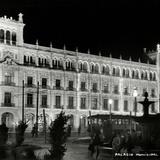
[80,88,88,92]
[25,104,35,108]
[54,105,62,109]
[25,84,36,88]
[91,89,98,93]
[40,85,50,89]
[102,90,109,93]
[24,62,36,67]
[52,66,64,70]
[1,103,15,107]
[65,68,77,72]
[67,105,74,109]
[80,106,87,109]
[66,87,76,91]
[1,81,16,86]
[40,105,49,108]
[53,86,64,90]
[79,69,88,73]
[38,63,50,68]
[123,92,130,95]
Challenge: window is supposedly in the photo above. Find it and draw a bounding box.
[92,98,97,110]
[114,100,119,111]
[55,96,61,108]
[5,75,11,84]
[114,85,119,94]
[124,100,128,112]
[56,79,61,88]
[151,89,155,98]
[27,76,33,86]
[104,85,109,93]
[4,92,11,105]
[103,99,108,110]
[41,95,47,107]
[124,87,129,95]
[68,96,74,109]
[27,93,33,106]
[151,103,155,113]
[92,83,97,92]
[42,78,47,88]
[81,82,86,91]
[69,81,74,90]
[80,97,86,109]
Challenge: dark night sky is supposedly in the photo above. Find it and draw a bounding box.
[0,0,160,61]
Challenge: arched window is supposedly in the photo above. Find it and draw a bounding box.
[135,70,139,79]
[106,65,110,75]
[12,32,16,45]
[144,71,148,80]
[112,67,116,76]
[126,69,130,78]
[91,64,94,73]
[6,30,10,45]
[116,67,120,76]
[150,72,153,81]
[0,29,4,43]
[141,71,144,80]
[102,66,105,74]
[95,64,99,73]
[132,70,135,78]
[153,72,156,81]
[122,68,125,77]
[83,62,88,72]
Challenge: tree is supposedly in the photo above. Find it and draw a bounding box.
[49,111,70,160]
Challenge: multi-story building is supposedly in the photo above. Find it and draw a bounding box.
[0,13,159,131]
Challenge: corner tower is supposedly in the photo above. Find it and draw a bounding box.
[0,13,25,46]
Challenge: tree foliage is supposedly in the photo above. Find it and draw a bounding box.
[49,111,70,160]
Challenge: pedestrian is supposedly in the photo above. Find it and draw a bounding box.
[93,133,101,160]
[88,139,95,157]
[31,125,36,137]
[112,132,121,154]
[78,125,81,136]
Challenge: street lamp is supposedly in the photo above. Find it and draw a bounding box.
[109,99,113,120]
[133,89,138,116]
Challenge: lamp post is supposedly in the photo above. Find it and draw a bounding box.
[133,89,138,116]
[109,99,113,121]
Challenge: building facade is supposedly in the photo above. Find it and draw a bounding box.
[0,14,159,131]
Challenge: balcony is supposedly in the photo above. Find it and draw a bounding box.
[123,92,130,96]
[66,87,76,91]
[38,63,50,69]
[80,106,87,109]
[1,103,15,107]
[25,84,36,88]
[1,81,16,86]
[41,85,50,89]
[91,89,99,93]
[65,67,77,72]
[113,91,119,94]
[24,62,36,67]
[67,105,74,109]
[40,105,49,108]
[53,86,64,90]
[79,69,88,73]
[25,104,35,108]
[80,88,88,92]
[102,90,109,94]
[54,105,62,109]
[52,66,64,70]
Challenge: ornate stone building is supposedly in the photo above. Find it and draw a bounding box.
[0,14,159,131]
